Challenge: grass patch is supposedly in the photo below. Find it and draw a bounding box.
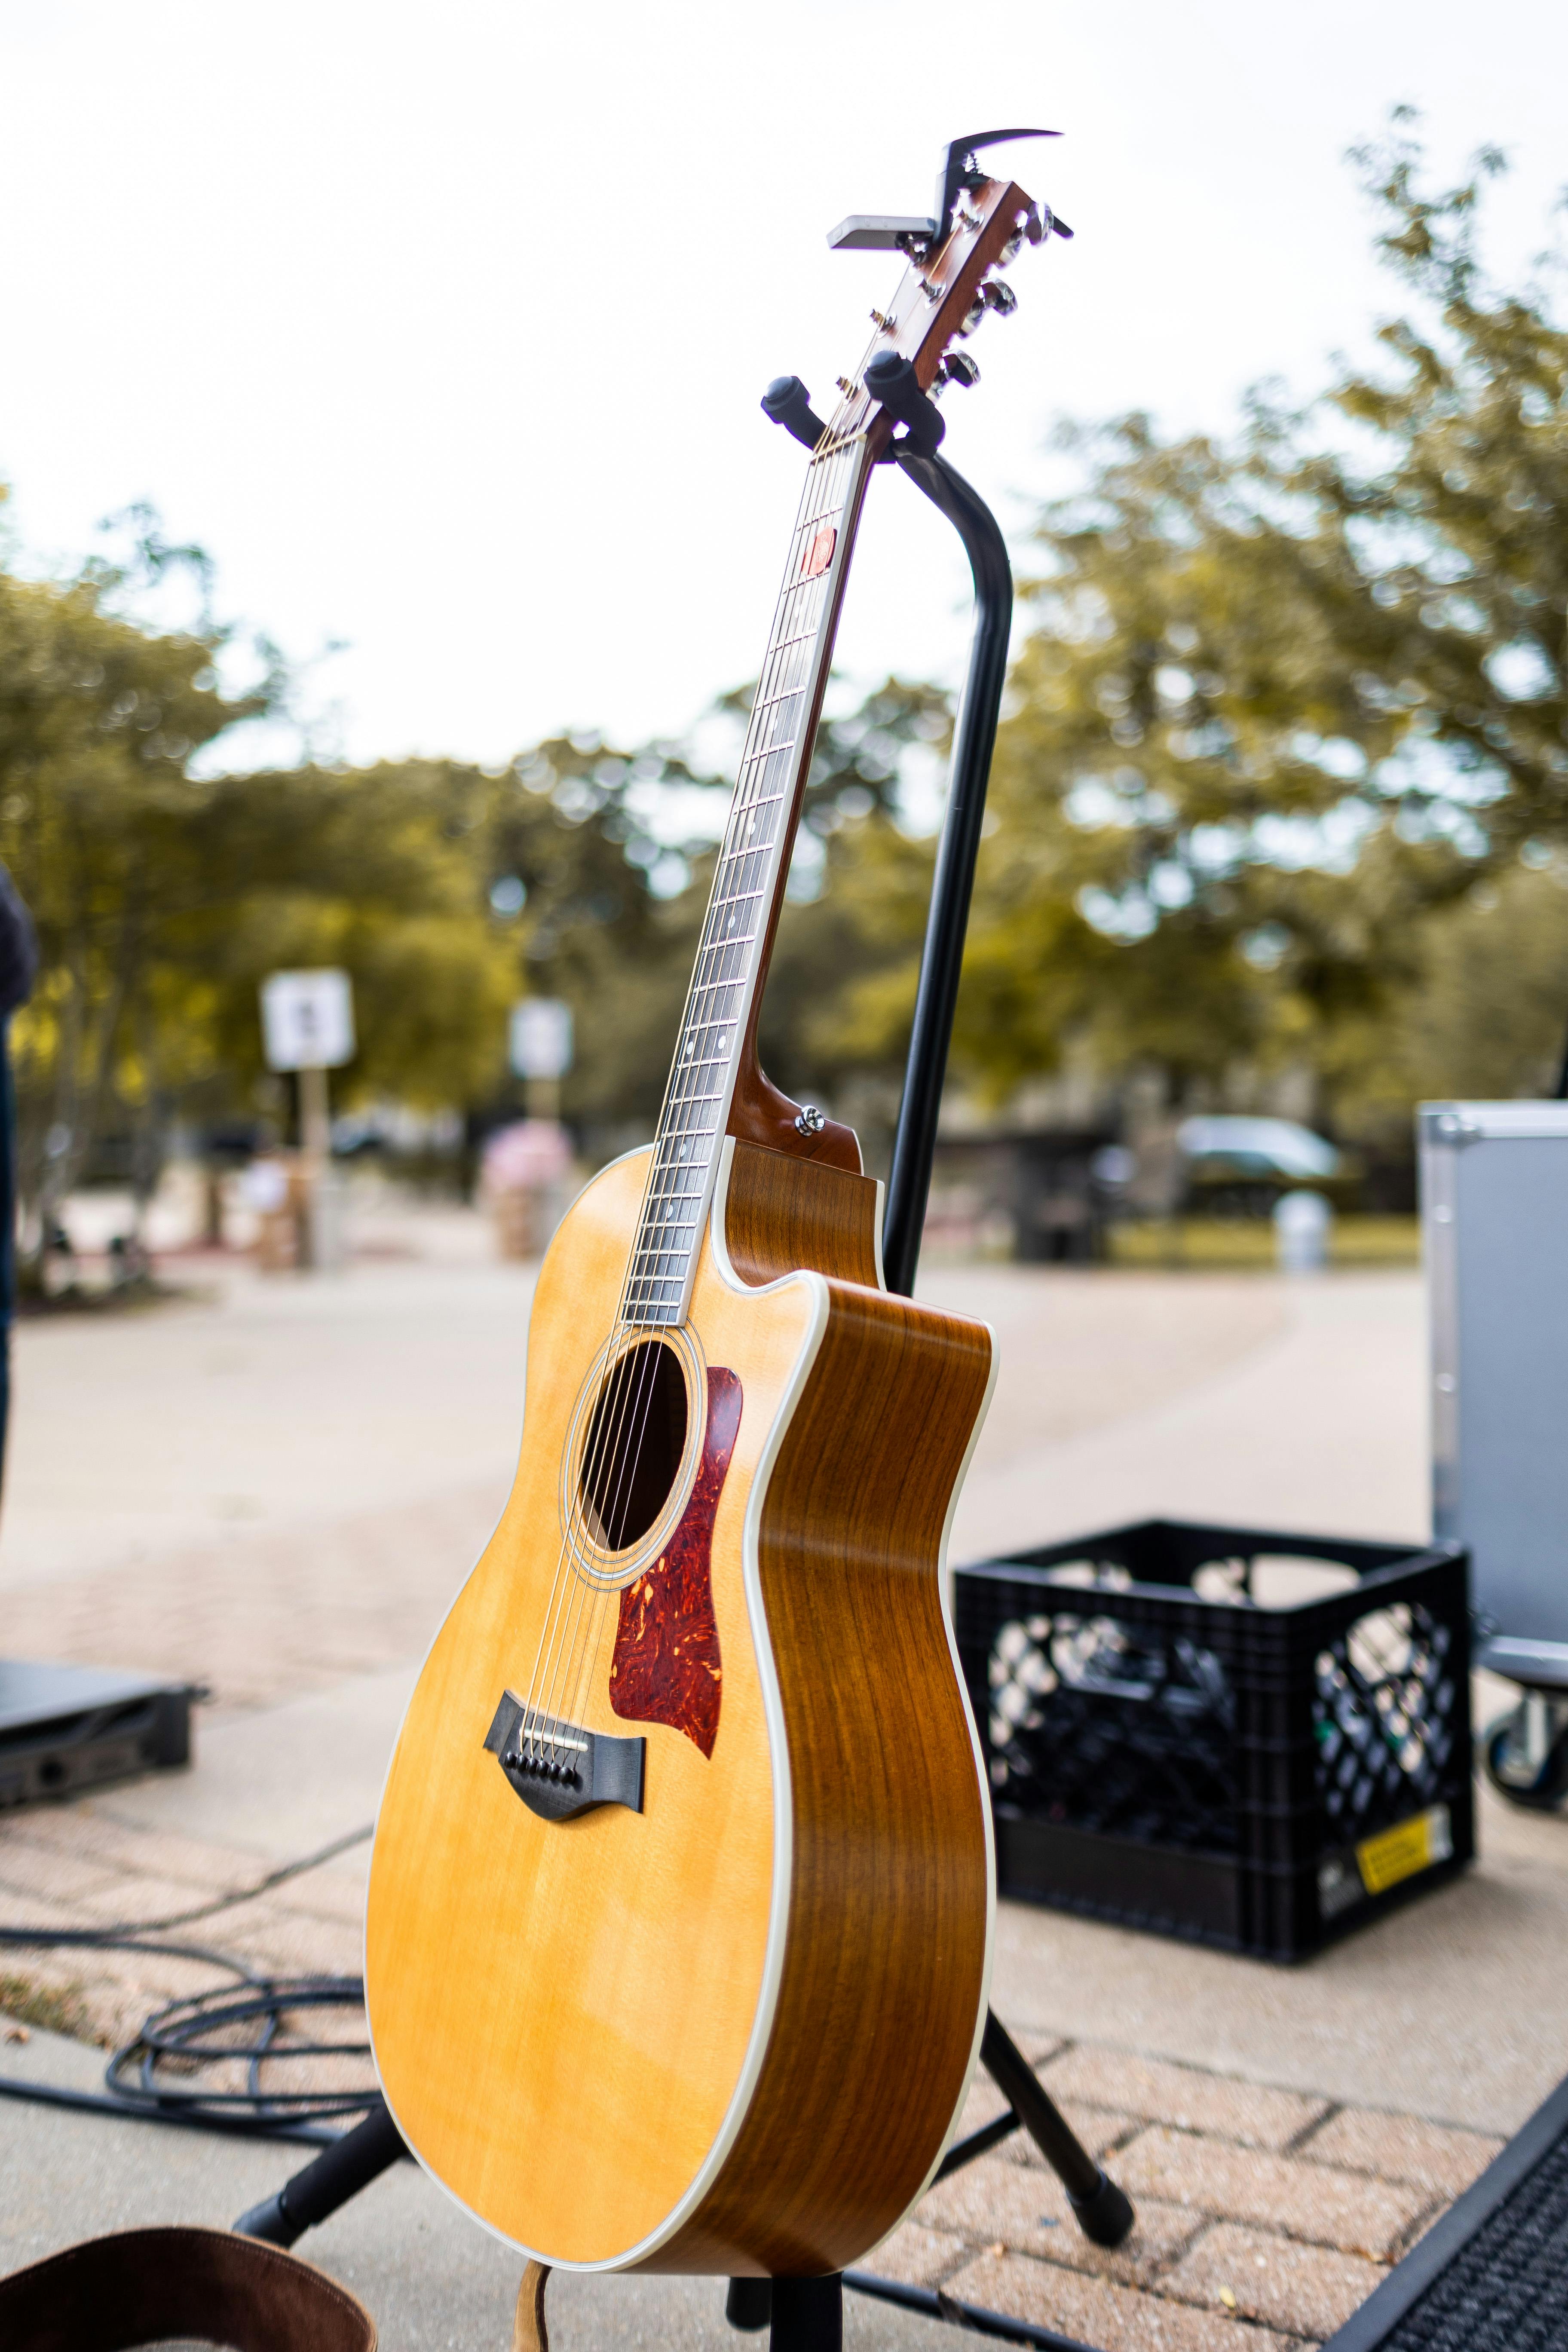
[0,1969,97,2042]
[1107,1216,1421,1271]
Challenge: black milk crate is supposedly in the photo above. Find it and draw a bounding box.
[955,1519,1473,1962]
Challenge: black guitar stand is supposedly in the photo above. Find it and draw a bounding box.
[236,135,1130,2352]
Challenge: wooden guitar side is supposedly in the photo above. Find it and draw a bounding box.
[366,1140,993,2273]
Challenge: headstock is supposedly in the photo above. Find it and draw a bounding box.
[764,132,1072,461]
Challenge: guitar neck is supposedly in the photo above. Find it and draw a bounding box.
[622,418,878,1329]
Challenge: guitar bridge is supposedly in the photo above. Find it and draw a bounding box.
[483,1691,645,1824]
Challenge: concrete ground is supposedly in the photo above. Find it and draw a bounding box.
[1,1202,1564,2349]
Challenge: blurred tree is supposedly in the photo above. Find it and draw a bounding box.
[488,733,720,1133]
[0,514,272,1258]
[1319,852,1568,1125]
[753,678,952,1112]
[508,684,957,1138]
[965,116,1568,1131]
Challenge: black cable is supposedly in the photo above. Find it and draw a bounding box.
[0,1824,381,2141]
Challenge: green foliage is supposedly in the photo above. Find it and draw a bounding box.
[0,528,272,1240]
[961,117,1568,1124]
[757,679,952,1104]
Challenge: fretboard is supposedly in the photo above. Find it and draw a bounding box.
[620,420,876,1327]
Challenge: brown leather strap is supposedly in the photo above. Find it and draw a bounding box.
[512,2261,550,2352]
[0,2225,377,2351]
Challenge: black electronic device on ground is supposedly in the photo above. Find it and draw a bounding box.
[0,1658,192,1808]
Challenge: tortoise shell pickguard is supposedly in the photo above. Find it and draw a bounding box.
[609,1367,742,1760]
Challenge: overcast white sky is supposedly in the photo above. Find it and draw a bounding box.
[2,0,1565,775]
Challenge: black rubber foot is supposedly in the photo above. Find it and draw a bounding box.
[1069,2168,1136,2247]
[726,2278,772,2330]
[232,2190,297,2248]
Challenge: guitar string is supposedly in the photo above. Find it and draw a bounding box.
[519,420,860,1751]
[525,414,870,1760]
[554,417,861,1735]
[539,418,876,1756]
[547,418,866,1728]
[518,383,880,1763]
[523,407,874,1761]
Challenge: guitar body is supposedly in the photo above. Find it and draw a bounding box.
[366,1136,995,2274]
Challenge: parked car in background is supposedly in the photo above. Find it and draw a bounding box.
[1176,1116,1357,1218]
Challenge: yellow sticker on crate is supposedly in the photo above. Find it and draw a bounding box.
[1356,1805,1453,1897]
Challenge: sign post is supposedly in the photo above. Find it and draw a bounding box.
[259,970,356,1271]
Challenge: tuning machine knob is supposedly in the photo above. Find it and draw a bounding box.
[998,202,1057,265]
[936,352,980,391]
[981,279,1018,317]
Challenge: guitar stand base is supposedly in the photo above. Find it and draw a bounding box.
[727,2274,842,2348]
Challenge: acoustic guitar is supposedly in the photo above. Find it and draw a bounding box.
[366,156,1046,2279]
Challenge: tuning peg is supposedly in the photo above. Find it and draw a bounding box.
[998,204,1047,266]
[955,295,986,338]
[981,279,1018,317]
[936,353,980,390]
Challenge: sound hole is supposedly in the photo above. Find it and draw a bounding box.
[580,1341,689,1552]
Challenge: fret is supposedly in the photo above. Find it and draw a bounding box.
[738,731,800,777]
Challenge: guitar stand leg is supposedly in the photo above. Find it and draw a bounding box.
[871,451,1133,2258]
[233,2095,409,2246]
[981,2015,1134,2247]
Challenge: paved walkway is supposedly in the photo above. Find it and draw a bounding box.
[0,1207,1562,2349]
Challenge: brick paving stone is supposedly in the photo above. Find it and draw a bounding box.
[188,1899,363,1980]
[1165,2220,1384,2340]
[955,2070,1013,2136]
[0,1484,498,1715]
[1043,2048,1331,2151]
[1013,2029,1071,2068]
[7,1809,264,1894]
[72,1873,236,1929]
[950,2058,1123,2166]
[919,2153,1201,2285]
[1298,2108,1503,2199]
[1116,2128,1430,2260]
[0,1821,367,2043]
[254,1870,368,1930]
[865,2222,970,2288]
[947,2249,1305,2351]
[0,1835,125,1905]
[1005,2107,1143,2169]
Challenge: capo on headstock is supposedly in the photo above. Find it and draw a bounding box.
[826,127,1073,255]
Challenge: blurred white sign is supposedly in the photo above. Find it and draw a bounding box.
[510,998,573,1080]
[260,969,356,1072]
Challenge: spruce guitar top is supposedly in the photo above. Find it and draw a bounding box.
[366,136,1065,2278]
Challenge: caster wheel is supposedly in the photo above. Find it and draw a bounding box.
[1482,1706,1568,1810]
